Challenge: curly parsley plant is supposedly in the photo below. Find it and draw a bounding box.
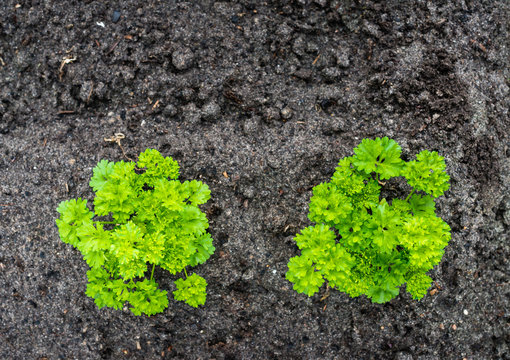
[286,137,451,303]
[56,149,215,315]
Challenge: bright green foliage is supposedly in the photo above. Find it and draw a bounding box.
[56,149,215,316]
[353,137,404,180]
[286,137,451,303]
[173,273,207,307]
[404,150,450,197]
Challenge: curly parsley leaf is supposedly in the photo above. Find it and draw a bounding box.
[56,198,94,247]
[173,273,207,307]
[137,148,179,186]
[403,150,450,198]
[188,233,215,267]
[129,279,169,316]
[366,199,400,254]
[286,256,324,296]
[406,273,433,300]
[366,280,401,304]
[353,137,404,180]
[89,160,115,192]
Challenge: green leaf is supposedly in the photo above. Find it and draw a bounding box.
[129,279,169,316]
[82,250,107,268]
[294,224,336,267]
[187,233,215,267]
[402,216,451,269]
[56,199,94,246]
[321,244,355,289]
[308,183,353,225]
[159,234,192,274]
[285,256,324,296]
[56,219,80,247]
[183,180,211,205]
[110,222,143,265]
[331,157,368,195]
[137,149,180,185]
[403,150,450,197]
[76,222,111,253]
[406,273,432,300]
[173,273,207,307]
[351,179,381,210]
[180,205,209,235]
[353,137,404,179]
[140,232,166,265]
[366,281,400,303]
[56,198,93,225]
[154,179,184,211]
[366,199,400,253]
[409,194,436,217]
[85,268,125,310]
[89,159,115,192]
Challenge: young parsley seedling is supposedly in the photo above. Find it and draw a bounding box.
[56,149,215,315]
[286,137,451,303]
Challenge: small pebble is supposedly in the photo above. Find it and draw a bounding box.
[451,324,457,330]
[463,309,468,315]
[281,106,292,120]
[112,11,121,23]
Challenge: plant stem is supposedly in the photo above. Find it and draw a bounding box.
[184,267,188,278]
[97,221,118,224]
[150,263,155,280]
[405,189,415,202]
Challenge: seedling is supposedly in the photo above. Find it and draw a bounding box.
[286,137,451,303]
[56,149,215,315]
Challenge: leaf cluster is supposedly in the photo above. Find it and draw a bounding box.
[56,149,214,315]
[286,138,451,303]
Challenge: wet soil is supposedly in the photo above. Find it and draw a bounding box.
[0,0,509,359]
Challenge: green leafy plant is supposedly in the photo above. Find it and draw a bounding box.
[286,137,451,303]
[56,149,215,315]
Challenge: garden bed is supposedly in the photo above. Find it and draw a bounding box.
[0,0,508,358]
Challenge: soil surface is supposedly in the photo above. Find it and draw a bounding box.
[1,0,509,359]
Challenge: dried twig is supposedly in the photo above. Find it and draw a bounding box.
[312,53,321,65]
[104,133,135,162]
[86,82,94,103]
[106,38,122,55]
[59,55,77,80]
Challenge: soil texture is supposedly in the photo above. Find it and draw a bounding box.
[0,0,509,359]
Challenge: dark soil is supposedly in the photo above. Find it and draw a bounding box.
[1,0,509,359]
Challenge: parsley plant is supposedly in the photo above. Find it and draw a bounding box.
[56,149,215,315]
[286,137,451,303]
